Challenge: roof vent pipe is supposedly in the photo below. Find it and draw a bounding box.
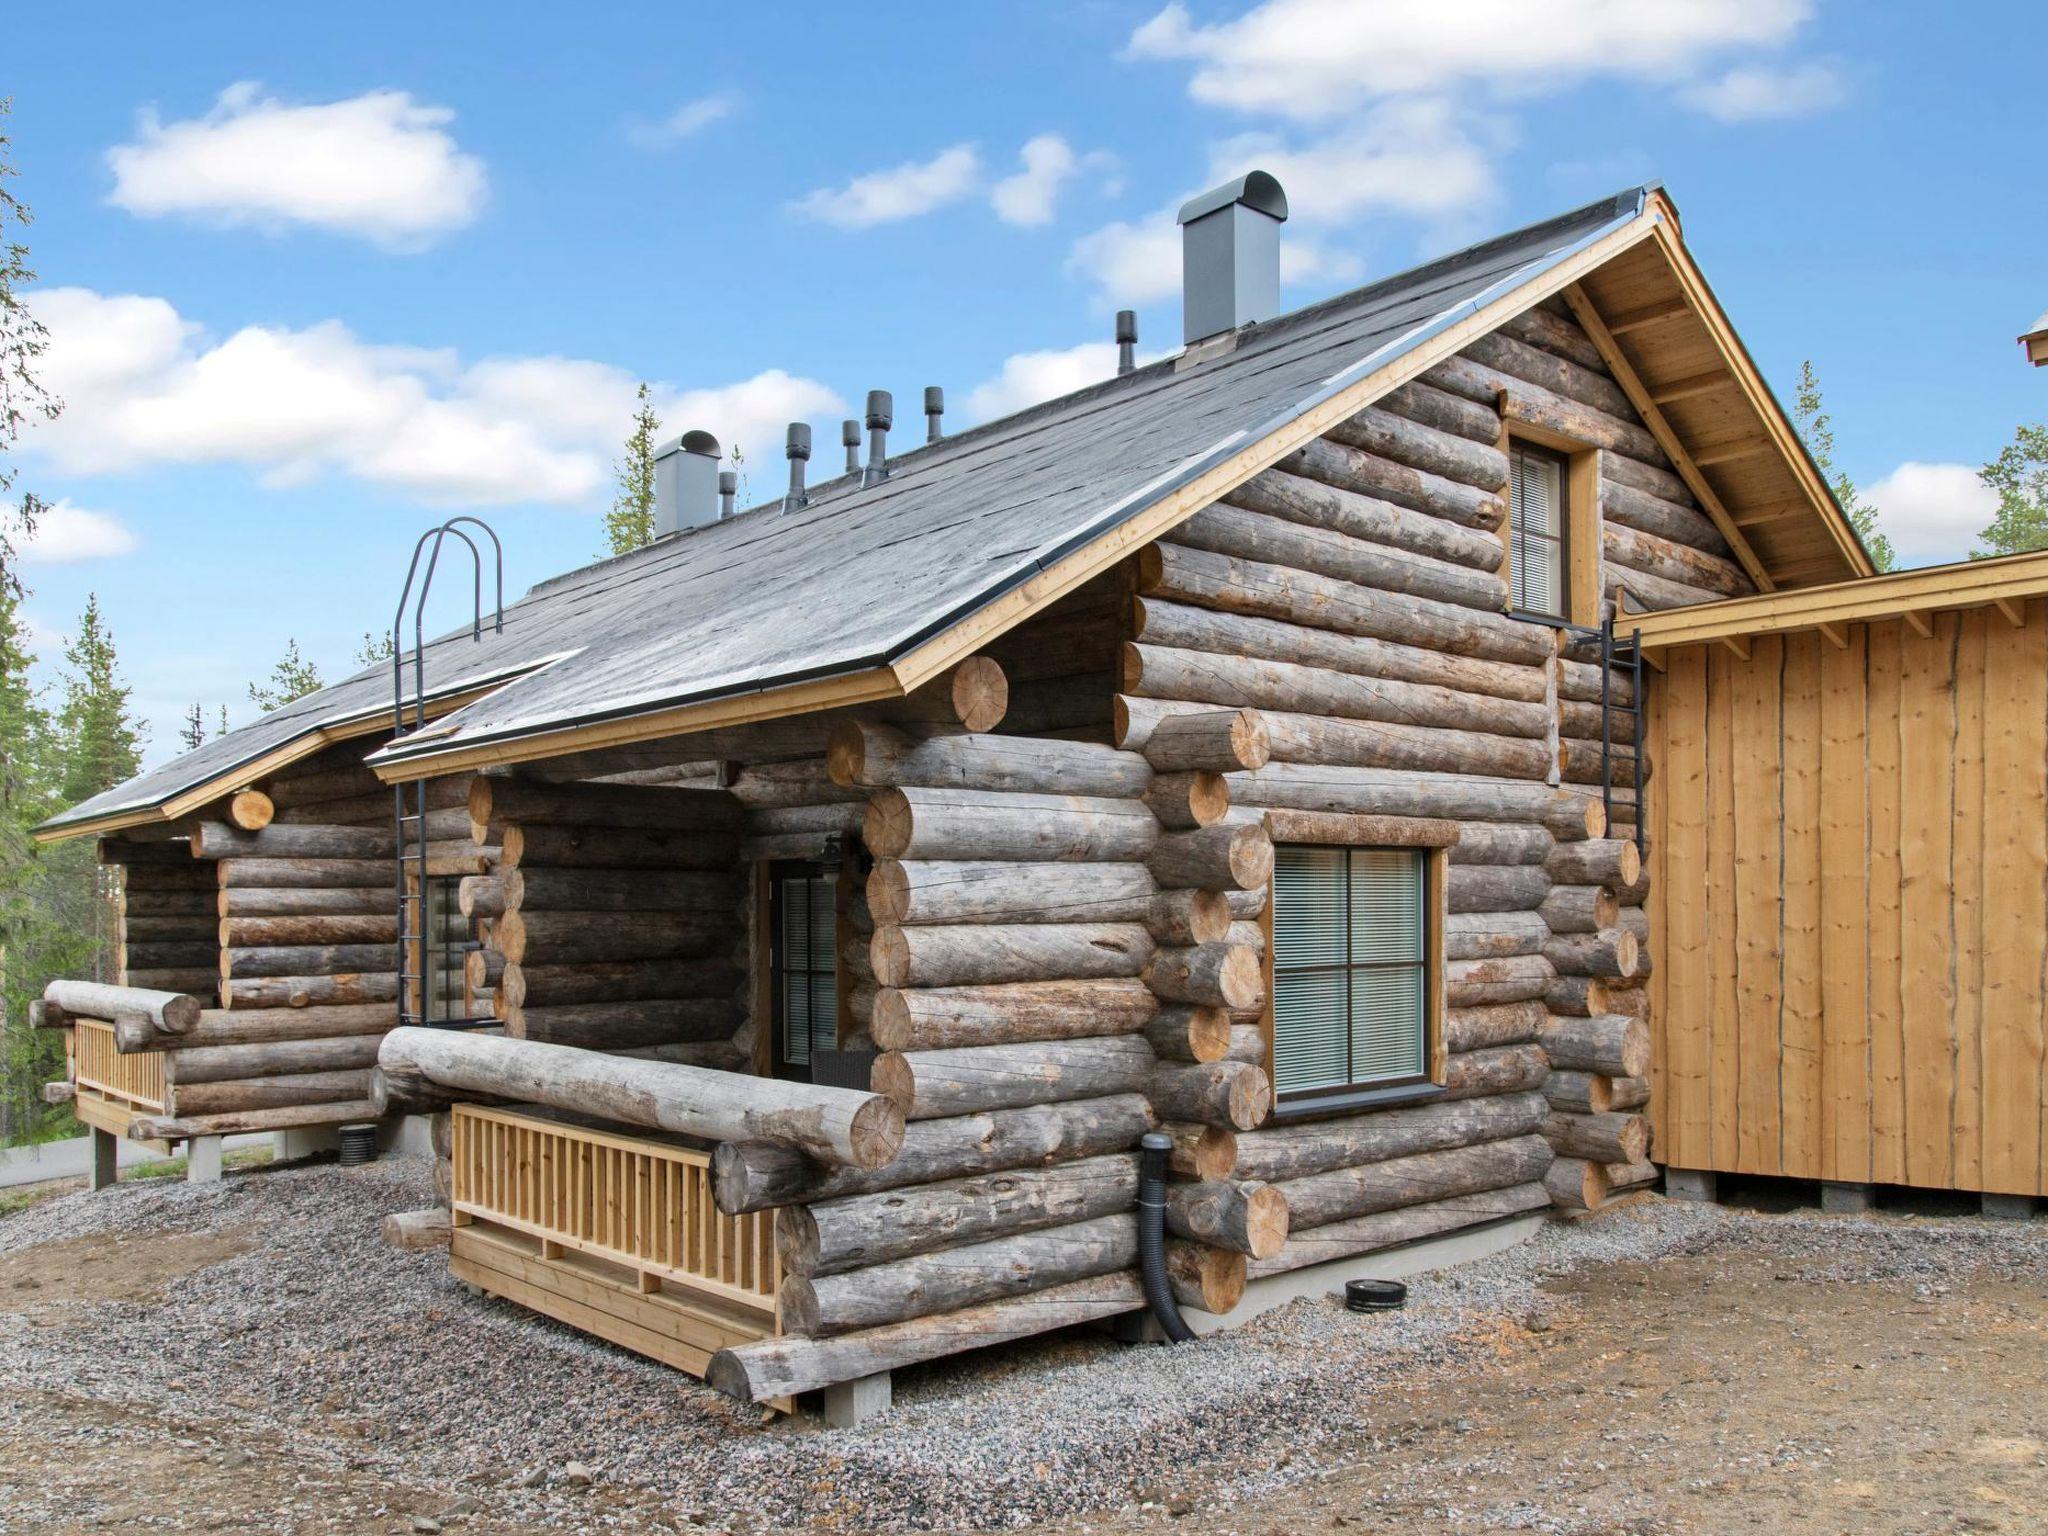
[718,470,737,521]
[924,386,944,443]
[842,419,861,476]
[1176,171,1288,347]
[783,422,812,513]
[1116,310,1138,375]
[863,390,893,487]
[652,429,722,537]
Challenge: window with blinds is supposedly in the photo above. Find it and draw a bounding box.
[1509,441,1568,619]
[771,861,839,1080]
[1270,845,1430,1101]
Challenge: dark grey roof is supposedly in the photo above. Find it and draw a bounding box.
[40,185,1652,835]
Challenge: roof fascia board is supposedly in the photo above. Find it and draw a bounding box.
[1628,549,2048,652]
[364,198,1668,781]
[1638,196,1873,578]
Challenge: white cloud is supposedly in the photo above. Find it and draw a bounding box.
[106,82,488,250]
[791,144,982,229]
[625,93,739,150]
[990,135,1119,226]
[964,342,1124,423]
[1866,462,1998,568]
[1680,60,1846,121]
[23,286,841,508]
[1207,99,1500,225]
[9,501,139,564]
[1127,0,1813,120]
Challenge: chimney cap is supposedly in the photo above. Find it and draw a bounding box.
[1115,309,1138,344]
[1177,171,1288,227]
[786,422,812,461]
[717,470,737,492]
[657,429,722,460]
[923,385,944,414]
[865,390,893,429]
[841,418,861,446]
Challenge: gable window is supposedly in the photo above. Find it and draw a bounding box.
[769,859,839,1081]
[1268,844,1438,1108]
[1508,440,1569,620]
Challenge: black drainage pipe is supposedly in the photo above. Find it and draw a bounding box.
[1137,1132,1196,1343]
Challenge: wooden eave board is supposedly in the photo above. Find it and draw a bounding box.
[1628,549,2048,652]
[1571,225,1870,588]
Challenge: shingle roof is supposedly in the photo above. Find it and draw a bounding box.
[40,185,1654,838]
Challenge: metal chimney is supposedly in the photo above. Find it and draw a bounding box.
[863,390,893,487]
[653,430,722,537]
[1116,310,1138,375]
[783,422,812,513]
[1176,171,1288,346]
[924,386,944,443]
[842,419,861,475]
[718,470,737,520]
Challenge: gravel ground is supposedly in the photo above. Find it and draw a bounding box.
[1,1155,2043,1534]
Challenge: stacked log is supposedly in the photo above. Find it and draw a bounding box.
[483,777,749,1053]
[105,840,219,997]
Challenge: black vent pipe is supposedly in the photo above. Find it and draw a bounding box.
[1137,1132,1196,1343]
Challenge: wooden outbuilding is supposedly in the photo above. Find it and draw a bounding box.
[41,178,2028,1419]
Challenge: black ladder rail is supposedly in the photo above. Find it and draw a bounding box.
[1598,613,1646,857]
[390,517,504,1031]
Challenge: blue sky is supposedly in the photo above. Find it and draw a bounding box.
[9,1,2047,762]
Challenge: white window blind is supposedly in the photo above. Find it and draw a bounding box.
[1510,443,1566,618]
[776,867,838,1069]
[1271,846,1429,1099]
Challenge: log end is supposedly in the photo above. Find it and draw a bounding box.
[825,720,867,790]
[777,1274,821,1337]
[1242,1182,1291,1260]
[1217,945,1264,1012]
[1225,824,1275,892]
[228,789,275,832]
[772,1204,821,1276]
[40,1080,76,1105]
[869,1051,915,1117]
[949,656,1009,734]
[1187,1005,1231,1064]
[1224,1062,1273,1131]
[1228,709,1272,773]
[1168,1241,1246,1314]
[866,860,911,928]
[1616,839,1642,888]
[869,927,911,990]
[847,1093,907,1171]
[1544,1157,1609,1212]
[862,789,914,861]
[162,993,203,1032]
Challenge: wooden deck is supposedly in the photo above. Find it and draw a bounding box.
[447,1104,784,1394]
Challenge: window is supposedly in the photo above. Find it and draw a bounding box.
[1269,845,1434,1105]
[1508,440,1569,619]
[769,860,839,1081]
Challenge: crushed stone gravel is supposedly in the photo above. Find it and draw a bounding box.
[2,1155,2042,1532]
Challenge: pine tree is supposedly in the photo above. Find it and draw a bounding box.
[56,595,142,805]
[180,703,206,750]
[0,99,59,592]
[602,383,660,556]
[249,638,322,712]
[1793,361,1894,571]
[217,704,230,738]
[1972,423,2048,559]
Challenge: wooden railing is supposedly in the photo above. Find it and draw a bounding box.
[450,1104,780,1321]
[70,1016,167,1112]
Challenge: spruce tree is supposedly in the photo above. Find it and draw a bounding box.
[180,703,206,750]
[1793,361,1894,571]
[1972,423,2048,558]
[56,595,142,805]
[249,638,322,712]
[602,383,660,556]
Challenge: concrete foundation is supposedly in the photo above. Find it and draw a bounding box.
[1184,1209,1546,1336]
[273,1126,339,1162]
[89,1128,118,1191]
[822,1372,892,1428]
[1982,1192,2036,1221]
[186,1135,223,1185]
[1821,1181,1874,1214]
[1662,1167,1719,1203]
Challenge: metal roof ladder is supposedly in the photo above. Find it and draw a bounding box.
[390,518,504,1030]
[1599,613,1646,859]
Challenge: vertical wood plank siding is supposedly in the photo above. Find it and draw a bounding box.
[1650,607,2048,1195]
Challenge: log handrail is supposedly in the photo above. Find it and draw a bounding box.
[450,1104,780,1318]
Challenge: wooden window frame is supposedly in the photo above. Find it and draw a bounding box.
[757,856,843,1083]
[1259,841,1449,1123]
[1499,406,1603,629]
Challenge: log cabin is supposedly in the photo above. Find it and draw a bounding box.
[33,177,2048,1420]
